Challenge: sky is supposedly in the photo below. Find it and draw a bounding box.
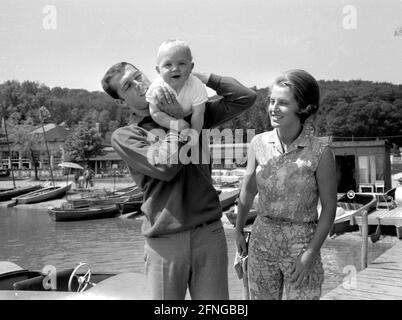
[1,0,401,93]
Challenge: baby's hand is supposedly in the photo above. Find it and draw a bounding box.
[177,119,190,132]
[179,127,200,145]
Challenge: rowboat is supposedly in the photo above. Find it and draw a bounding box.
[0,185,43,202]
[48,204,120,221]
[115,200,143,215]
[330,191,377,236]
[49,187,143,222]
[8,182,73,207]
[223,193,258,227]
[219,188,240,211]
[0,261,148,299]
[68,185,141,208]
[224,207,257,227]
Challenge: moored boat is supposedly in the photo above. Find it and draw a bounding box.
[48,204,120,221]
[115,200,143,216]
[8,182,73,207]
[219,189,240,211]
[330,191,377,236]
[0,261,148,299]
[0,185,43,202]
[224,207,257,227]
[223,193,259,227]
[68,186,142,208]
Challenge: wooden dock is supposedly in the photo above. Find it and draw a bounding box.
[321,241,402,300]
[354,206,402,239]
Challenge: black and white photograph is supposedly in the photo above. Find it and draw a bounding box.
[0,0,402,305]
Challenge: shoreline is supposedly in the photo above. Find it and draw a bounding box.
[0,177,135,210]
[1,177,400,245]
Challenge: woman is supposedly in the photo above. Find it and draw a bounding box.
[235,69,337,300]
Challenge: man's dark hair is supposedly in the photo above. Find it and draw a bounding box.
[101,62,137,100]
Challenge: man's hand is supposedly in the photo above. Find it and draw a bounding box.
[152,86,185,119]
[192,72,211,84]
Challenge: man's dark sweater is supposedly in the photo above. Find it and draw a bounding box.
[111,74,257,237]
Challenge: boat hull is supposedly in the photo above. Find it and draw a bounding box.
[0,185,42,202]
[225,208,257,227]
[115,200,143,215]
[219,189,240,211]
[68,187,142,208]
[330,192,377,235]
[49,205,120,221]
[10,183,72,206]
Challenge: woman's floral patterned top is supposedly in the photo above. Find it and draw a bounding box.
[251,125,329,223]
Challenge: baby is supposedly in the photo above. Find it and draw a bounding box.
[145,40,208,137]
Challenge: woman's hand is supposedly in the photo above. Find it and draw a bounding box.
[290,248,318,289]
[235,230,248,257]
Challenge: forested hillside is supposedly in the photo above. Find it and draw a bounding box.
[1,79,402,146]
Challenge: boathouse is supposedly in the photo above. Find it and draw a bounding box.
[330,139,392,193]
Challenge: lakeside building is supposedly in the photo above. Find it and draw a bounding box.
[330,138,392,193]
[0,123,70,178]
[207,137,393,194]
[0,124,397,190]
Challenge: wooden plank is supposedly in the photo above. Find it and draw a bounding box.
[322,284,402,299]
[357,273,402,286]
[321,292,365,300]
[370,254,402,265]
[359,268,402,281]
[322,241,402,300]
[367,265,402,272]
[322,286,402,300]
[354,208,402,226]
[351,280,402,297]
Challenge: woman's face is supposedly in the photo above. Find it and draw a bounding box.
[268,84,301,129]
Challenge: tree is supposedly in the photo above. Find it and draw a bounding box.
[9,122,44,180]
[63,121,104,164]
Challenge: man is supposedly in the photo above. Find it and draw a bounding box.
[101,62,256,299]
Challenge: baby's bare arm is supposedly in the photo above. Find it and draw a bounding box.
[150,103,189,131]
[190,103,206,134]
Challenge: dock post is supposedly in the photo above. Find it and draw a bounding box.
[361,210,368,269]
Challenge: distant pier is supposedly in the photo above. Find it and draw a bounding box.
[354,206,402,239]
[321,241,402,300]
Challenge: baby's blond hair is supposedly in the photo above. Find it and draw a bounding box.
[156,39,193,64]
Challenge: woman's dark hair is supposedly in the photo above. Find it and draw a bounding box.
[272,69,320,123]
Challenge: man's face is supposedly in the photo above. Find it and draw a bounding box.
[110,65,151,115]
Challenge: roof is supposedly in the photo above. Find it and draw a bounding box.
[91,151,122,161]
[30,123,71,142]
[330,140,391,148]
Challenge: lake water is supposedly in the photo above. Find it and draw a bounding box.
[0,206,396,299]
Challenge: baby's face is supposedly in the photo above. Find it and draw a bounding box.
[156,46,193,91]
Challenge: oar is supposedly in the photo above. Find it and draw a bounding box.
[369,217,382,243]
[7,199,17,208]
